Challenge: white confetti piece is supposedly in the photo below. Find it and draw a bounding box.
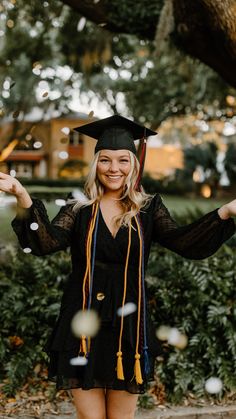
[30,222,39,231]
[205,377,223,394]
[71,310,100,338]
[55,199,66,206]
[58,151,68,160]
[23,247,32,254]
[117,302,137,317]
[61,126,70,135]
[70,356,88,366]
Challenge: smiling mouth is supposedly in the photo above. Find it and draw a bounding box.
[106,175,122,180]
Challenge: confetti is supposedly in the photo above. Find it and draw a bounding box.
[33,141,42,149]
[156,326,188,349]
[71,309,100,338]
[7,19,14,28]
[156,325,171,341]
[205,377,223,394]
[9,169,16,177]
[55,199,66,206]
[117,302,137,317]
[30,222,39,231]
[58,151,69,160]
[42,91,48,98]
[61,127,70,135]
[70,356,88,366]
[23,248,32,254]
[77,17,86,32]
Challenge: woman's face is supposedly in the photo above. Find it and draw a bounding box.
[97,149,131,194]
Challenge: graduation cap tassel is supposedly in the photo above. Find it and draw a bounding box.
[135,134,147,191]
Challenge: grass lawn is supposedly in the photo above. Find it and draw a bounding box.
[0,193,230,245]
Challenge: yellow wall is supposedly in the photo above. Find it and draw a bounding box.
[145,145,183,178]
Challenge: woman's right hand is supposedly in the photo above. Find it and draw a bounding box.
[0,171,32,208]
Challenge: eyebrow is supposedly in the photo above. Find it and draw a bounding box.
[99,154,130,158]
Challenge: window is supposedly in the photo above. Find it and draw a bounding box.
[69,131,84,146]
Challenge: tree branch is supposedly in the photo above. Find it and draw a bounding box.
[61,0,236,87]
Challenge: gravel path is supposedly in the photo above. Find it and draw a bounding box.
[1,402,236,418]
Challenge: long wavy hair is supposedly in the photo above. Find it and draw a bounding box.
[71,150,152,227]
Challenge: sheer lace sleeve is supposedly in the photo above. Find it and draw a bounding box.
[11,198,76,256]
[152,195,235,260]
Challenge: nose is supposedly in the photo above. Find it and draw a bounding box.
[109,160,119,172]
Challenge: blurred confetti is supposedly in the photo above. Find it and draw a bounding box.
[30,222,39,231]
[58,151,68,160]
[61,127,70,135]
[77,17,86,32]
[33,141,43,149]
[117,302,137,317]
[23,247,32,254]
[71,309,100,338]
[70,356,88,366]
[205,377,223,394]
[156,325,171,341]
[42,91,48,98]
[156,325,188,349]
[55,199,66,206]
[9,169,16,177]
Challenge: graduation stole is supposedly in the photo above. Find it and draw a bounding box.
[80,203,149,385]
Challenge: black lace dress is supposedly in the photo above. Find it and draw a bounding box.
[11,194,235,394]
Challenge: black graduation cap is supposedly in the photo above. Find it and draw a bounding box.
[73,114,157,154]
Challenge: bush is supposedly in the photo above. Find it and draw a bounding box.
[147,244,236,402]
[1,226,236,400]
[0,246,71,396]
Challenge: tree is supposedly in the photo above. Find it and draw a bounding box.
[0,0,235,140]
[61,0,236,88]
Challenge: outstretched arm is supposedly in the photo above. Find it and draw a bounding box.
[0,172,76,255]
[152,195,235,260]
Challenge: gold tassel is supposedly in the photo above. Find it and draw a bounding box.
[81,336,87,354]
[116,351,125,380]
[134,354,143,384]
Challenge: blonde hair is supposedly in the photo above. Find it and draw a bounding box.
[71,150,152,227]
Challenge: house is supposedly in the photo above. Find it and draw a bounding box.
[0,113,183,179]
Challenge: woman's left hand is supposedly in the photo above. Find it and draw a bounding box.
[218,200,236,220]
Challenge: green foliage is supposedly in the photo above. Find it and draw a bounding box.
[147,244,236,401]
[107,0,163,38]
[1,0,235,130]
[1,219,236,400]
[0,246,71,395]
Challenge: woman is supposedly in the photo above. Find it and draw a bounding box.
[1,114,236,419]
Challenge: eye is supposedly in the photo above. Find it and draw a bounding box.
[99,159,109,163]
[120,159,129,163]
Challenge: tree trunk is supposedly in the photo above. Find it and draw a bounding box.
[172,0,236,88]
[61,0,236,88]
